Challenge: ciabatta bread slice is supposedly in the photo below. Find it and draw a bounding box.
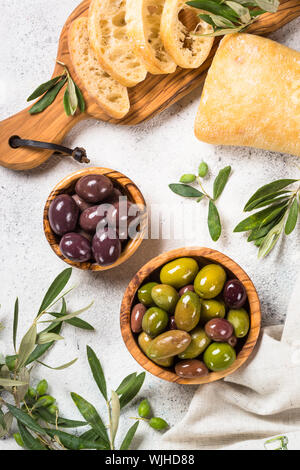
[126,0,176,75]
[161,0,214,68]
[88,0,147,87]
[68,17,130,119]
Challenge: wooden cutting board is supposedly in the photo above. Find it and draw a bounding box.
[0,0,299,170]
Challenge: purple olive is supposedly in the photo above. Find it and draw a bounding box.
[79,205,108,233]
[92,228,121,266]
[175,360,209,378]
[106,200,140,240]
[72,194,92,212]
[59,232,92,262]
[228,335,237,347]
[131,303,147,333]
[223,279,247,309]
[48,194,79,236]
[179,285,195,296]
[169,316,177,330]
[75,174,113,203]
[205,318,234,342]
[105,188,122,205]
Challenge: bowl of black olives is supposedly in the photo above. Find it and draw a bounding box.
[44,168,146,271]
[120,247,261,384]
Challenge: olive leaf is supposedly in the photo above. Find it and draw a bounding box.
[66,73,78,116]
[225,1,251,23]
[49,312,94,331]
[45,428,107,450]
[37,358,77,370]
[17,323,37,371]
[27,75,65,101]
[285,199,299,235]
[234,202,288,232]
[36,407,86,428]
[13,298,19,353]
[119,372,146,409]
[0,413,13,438]
[244,179,297,212]
[7,404,46,435]
[25,322,62,366]
[18,422,47,450]
[63,88,71,116]
[37,268,72,315]
[75,83,86,113]
[70,392,110,448]
[258,219,284,258]
[116,373,137,395]
[40,301,94,324]
[0,377,28,387]
[37,332,64,345]
[169,184,204,198]
[213,166,231,200]
[14,367,30,403]
[120,421,139,450]
[29,78,67,115]
[255,0,279,13]
[207,200,222,242]
[111,390,120,447]
[86,345,107,401]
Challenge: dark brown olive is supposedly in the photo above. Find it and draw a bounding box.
[175,360,209,378]
[169,316,177,330]
[105,188,122,205]
[205,318,234,342]
[92,228,121,266]
[49,194,79,236]
[59,232,92,262]
[75,174,113,203]
[223,279,247,308]
[131,303,147,333]
[79,205,107,233]
[72,194,91,212]
[228,335,237,347]
[179,285,195,296]
[106,200,140,240]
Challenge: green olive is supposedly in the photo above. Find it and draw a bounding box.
[178,327,211,359]
[13,433,24,448]
[147,330,191,360]
[151,284,180,313]
[138,399,151,418]
[36,379,48,396]
[194,264,226,299]
[201,299,226,324]
[174,291,201,332]
[37,395,56,407]
[149,417,168,430]
[227,308,250,338]
[138,282,158,306]
[203,342,236,372]
[138,332,174,367]
[48,404,59,415]
[142,307,169,337]
[160,257,199,289]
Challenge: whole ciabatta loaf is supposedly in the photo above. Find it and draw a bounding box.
[126,0,176,75]
[195,34,300,157]
[161,0,214,68]
[88,0,147,87]
[68,17,130,120]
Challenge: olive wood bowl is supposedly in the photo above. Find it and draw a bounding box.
[120,247,261,384]
[44,167,146,271]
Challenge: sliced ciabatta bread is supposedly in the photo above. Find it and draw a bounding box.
[161,0,214,68]
[88,0,147,87]
[68,17,130,120]
[126,0,176,75]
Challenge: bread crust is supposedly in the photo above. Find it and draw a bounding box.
[126,0,176,75]
[161,0,214,69]
[88,0,147,87]
[195,33,300,157]
[68,17,130,119]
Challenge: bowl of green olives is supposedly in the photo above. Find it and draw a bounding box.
[44,167,146,271]
[120,247,261,384]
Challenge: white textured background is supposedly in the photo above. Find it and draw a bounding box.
[0,0,299,450]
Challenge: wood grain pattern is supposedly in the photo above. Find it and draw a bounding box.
[120,247,261,385]
[0,0,299,170]
[44,167,146,271]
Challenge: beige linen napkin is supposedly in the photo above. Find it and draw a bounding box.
[162,273,300,450]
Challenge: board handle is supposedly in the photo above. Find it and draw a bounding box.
[0,92,85,171]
